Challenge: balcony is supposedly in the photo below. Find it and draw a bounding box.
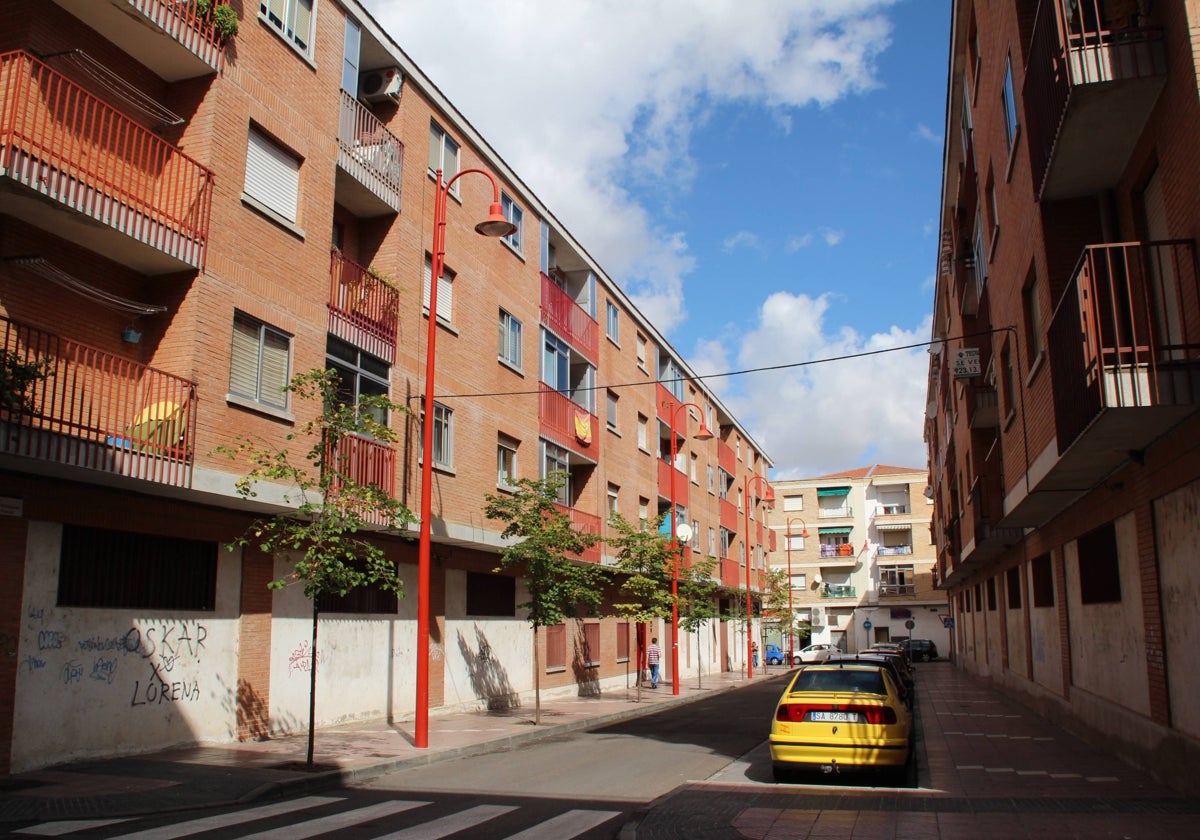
[719,497,738,532]
[956,451,1023,578]
[335,92,403,217]
[879,584,915,597]
[717,438,736,474]
[538,383,598,462]
[968,382,1000,429]
[657,457,688,510]
[720,558,741,588]
[553,503,601,564]
[817,506,853,519]
[1024,0,1167,201]
[820,584,856,599]
[1004,241,1200,527]
[540,273,598,363]
[324,433,396,527]
[52,0,228,80]
[818,544,857,562]
[876,545,913,556]
[328,251,399,363]
[0,51,213,273]
[1,314,196,488]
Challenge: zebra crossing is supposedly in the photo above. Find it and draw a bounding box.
[11,795,623,840]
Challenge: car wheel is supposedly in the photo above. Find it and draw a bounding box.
[773,764,795,784]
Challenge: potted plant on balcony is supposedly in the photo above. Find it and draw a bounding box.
[1,350,49,415]
[194,0,238,41]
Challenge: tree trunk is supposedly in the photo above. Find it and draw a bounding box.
[306,602,318,769]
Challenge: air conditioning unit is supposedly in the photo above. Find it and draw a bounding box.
[359,67,402,103]
[810,607,824,625]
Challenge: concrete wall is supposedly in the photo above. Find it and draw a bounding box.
[1155,477,1200,740]
[11,522,241,772]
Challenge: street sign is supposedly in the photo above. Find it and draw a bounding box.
[905,619,916,630]
[863,620,872,630]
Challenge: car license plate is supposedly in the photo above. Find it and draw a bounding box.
[810,711,857,722]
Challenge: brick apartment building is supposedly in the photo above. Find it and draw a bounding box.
[0,0,772,773]
[765,466,946,660]
[927,0,1200,791]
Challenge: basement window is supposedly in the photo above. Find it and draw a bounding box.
[1077,522,1121,604]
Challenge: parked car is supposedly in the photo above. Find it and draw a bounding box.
[769,662,913,782]
[833,653,914,706]
[868,642,910,666]
[900,638,939,662]
[793,643,839,665]
[764,643,786,665]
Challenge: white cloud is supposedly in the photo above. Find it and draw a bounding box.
[366,0,898,335]
[703,292,931,478]
[786,233,815,251]
[722,231,761,253]
[915,122,941,144]
[819,227,845,246]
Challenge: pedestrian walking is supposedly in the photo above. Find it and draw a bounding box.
[647,637,661,688]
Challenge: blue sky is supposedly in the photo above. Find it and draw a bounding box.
[367,0,951,478]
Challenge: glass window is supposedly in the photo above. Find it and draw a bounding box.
[498,309,522,368]
[606,301,619,342]
[1002,54,1019,152]
[541,441,570,505]
[326,336,390,428]
[606,390,618,430]
[431,403,453,469]
[423,256,454,323]
[260,0,314,54]
[230,312,291,410]
[1022,265,1044,364]
[637,414,648,449]
[707,464,715,493]
[782,494,803,511]
[501,193,523,252]
[497,435,518,490]
[541,330,569,393]
[244,128,300,224]
[428,122,460,189]
[636,334,647,368]
[607,483,619,516]
[341,19,360,94]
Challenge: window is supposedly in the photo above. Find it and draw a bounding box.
[692,519,700,551]
[1031,552,1054,607]
[230,312,291,411]
[341,18,360,94]
[1006,566,1022,609]
[607,483,619,517]
[637,414,648,450]
[430,403,453,469]
[1002,53,1020,153]
[260,0,314,54]
[58,526,217,610]
[541,331,569,393]
[327,337,390,428]
[986,578,998,610]
[880,565,915,595]
[317,581,397,614]
[658,350,684,400]
[973,584,982,612]
[782,494,803,512]
[606,390,618,431]
[541,441,570,505]
[707,464,715,494]
[244,128,301,225]
[466,572,516,616]
[616,622,630,662]
[1078,522,1121,604]
[581,623,600,667]
[786,533,805,551]
[690,452,698,483]
[1000,340,1017,419]
[423,256,454,324]
[497,435,518,490]
[1022,266,1044,366]
[790,573,806,589]
[545,623,566,671]
[638,497,649,524]
[708,527,716,556]
[501,193,523,252]
[498,309,522,368]
[606,301,619,342]
[636,333,647,368]
[428,122,460,188]
[986,171,999,252]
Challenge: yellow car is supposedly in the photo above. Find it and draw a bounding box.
[769,662,912,782]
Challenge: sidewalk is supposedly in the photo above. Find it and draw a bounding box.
[0,667,769,824]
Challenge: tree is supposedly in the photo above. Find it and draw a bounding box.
[678,554,720,688]
[759,567,793,667]
[606,511,674,701]
[483,474,608,724]
[218,368,415,768]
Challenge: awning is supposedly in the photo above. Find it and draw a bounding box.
[875,522,913,532]
[817,487,850,497]
[818,526,853,535]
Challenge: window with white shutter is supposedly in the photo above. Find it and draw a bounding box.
[229,312,291,410]
[244,128,301,224]
[423,256,454,323]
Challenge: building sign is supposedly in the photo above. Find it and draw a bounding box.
[952,347,981,379]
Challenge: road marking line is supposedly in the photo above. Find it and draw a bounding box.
[373,804,517,840]
[239,801,430,840]
[105,796,345,840]
[16,819,132,836]
[502,809,621,840]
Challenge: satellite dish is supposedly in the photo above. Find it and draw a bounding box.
[813,573,823,584]
[675,522,694,543]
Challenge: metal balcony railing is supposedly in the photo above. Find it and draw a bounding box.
[817,507,852,518]
[328,250,399,363]
[552,502,601,564]
[336,91,404,213]
[1,314,196,487]
[876,545,913,556]
[323,433,397,527]
[820,584,856,599]
[129,0,231,72]
[540,273,598,362]
[819,544,856,558]
[0,51,213,269]
[538,383,598,460]
[879,583,915,597]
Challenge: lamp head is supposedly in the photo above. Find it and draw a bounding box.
[694,423,714,441]
[475,203,518,238]
[763,483,776,504]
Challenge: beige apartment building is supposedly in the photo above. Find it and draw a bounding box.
[0,0,771,773]
[765,466,946,658]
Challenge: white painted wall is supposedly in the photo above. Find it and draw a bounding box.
[1064,512,1149,715]
[11,522,241,772]
[1154,478,1200,739]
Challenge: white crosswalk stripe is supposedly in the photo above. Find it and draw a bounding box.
[238,800,431,840]
[15,818,132,836]
[502,808,622,840]
[371,804,518,840]
[100,796,345,840]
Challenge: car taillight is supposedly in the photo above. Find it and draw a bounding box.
[776,703,897,724]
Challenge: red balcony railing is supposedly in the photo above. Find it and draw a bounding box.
[328,250,399,363]
[657,456,688,509]
[720,558,741,588]
[1,314,196,487]
[553,502,602,563]
[538,383,598,460]
[0,51,214,269]
[1048,240,1200,453]
[324,433,397,527]
[719,497,739,532]
[336,91,404,214]
[130,0,231,72]
[717,438,736,474]
[540,273,598,362]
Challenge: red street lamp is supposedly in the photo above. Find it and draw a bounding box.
[785,517,809,665]
[416,168,516,748]
[743,473,774,678]
[664,400,713,696]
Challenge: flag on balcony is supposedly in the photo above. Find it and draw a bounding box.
[573,410,592,444]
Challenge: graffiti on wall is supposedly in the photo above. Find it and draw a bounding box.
[288,640,320,674]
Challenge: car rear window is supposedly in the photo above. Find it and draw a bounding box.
[790,668,886,695]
